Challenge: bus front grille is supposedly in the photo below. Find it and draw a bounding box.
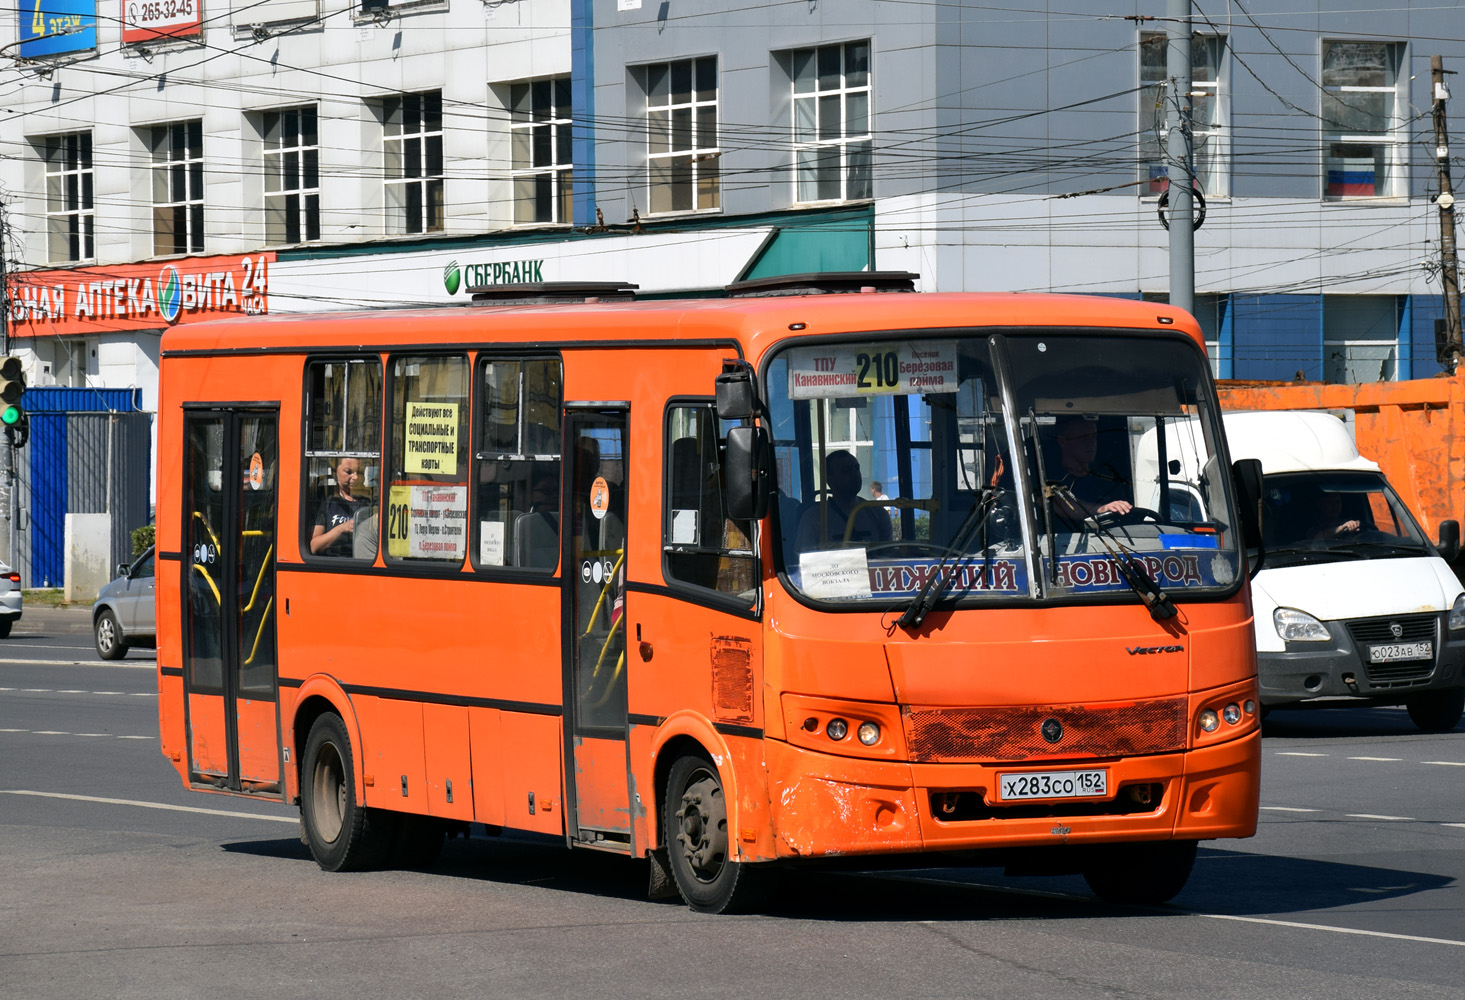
[902,697,1188,763]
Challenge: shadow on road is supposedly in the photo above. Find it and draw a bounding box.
[219,832,1453,921]
[1262,704,1462,739]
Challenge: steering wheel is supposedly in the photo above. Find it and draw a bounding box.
[1096,506,1163,528]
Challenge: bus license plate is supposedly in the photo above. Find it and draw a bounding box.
[1368,641,1431,663]
[998,769,1107,801]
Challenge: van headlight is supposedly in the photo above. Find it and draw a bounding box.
[1274,607,1330,642]
[1450,594,1465,631]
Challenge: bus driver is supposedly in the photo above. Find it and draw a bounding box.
[796,450,892,552]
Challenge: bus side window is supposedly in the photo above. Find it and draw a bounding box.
[663,404,756,603]
[476,357,563,571]
[303,357,382,561]
[386,354,471,565]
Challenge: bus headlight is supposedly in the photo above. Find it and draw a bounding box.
[826,718,848,741]
[857,721,881,746]
[1198,709,1220,733]
[1450,594,1465,631]
[1274,607,1330,642]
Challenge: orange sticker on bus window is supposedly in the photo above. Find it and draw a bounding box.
[248,452,263,491]
[589,476,610,520]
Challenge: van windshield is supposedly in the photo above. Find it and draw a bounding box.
[764,329,1242,607]
[1262,470,1431,567]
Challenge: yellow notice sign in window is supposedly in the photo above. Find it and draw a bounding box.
[404,401,459,475]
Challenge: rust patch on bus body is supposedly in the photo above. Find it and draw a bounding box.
[903,697,1188,762]
[710,635,754,724]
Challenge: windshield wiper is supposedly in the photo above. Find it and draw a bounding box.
[1047,484,1177,623]
[1337,539,1429,556]
[896,487,1004,631]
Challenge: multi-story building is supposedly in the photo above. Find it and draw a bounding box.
[2,1,1463,577]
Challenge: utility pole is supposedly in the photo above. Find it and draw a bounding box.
[1432,55,1462,374]
[1166,0,1195,316]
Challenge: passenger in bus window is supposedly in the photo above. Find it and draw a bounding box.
[1051,416,1132,521]
[796,450,892,552]
[311,457,371,556]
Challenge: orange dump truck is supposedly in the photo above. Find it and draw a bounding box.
[1217,375,1465,548]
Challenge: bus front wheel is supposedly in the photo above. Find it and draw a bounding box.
[301,713,397,872]
[664,754,764,914]
[1081,839,1197,905]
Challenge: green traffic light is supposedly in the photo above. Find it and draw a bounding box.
[1,405,18,426]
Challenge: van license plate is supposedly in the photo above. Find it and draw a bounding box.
[1368,641,1431,663]
[998,769,1107,801]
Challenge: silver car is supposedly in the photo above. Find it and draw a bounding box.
[0,560,21,638]
[93,547,156,660]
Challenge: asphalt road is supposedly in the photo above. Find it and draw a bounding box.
[2,607,1464,999]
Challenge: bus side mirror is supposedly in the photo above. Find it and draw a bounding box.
[715,367,756,421]
[725,425,771,520]
[1231,458,1264,566]
[1438,519,1460,562]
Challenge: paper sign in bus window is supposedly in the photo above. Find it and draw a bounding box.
[799,548,873,599]
[386,483,468,560]
[404,401,459,475]
[785,341,959,400]
[480,520,505,566]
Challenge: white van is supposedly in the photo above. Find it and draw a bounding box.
[1137,410,1465,732]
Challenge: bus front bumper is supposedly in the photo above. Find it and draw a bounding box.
[763,731,1259,860]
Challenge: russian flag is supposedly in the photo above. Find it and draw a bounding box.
[1328,158,1377,196]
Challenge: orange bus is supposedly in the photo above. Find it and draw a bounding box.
[155,274,1262,912]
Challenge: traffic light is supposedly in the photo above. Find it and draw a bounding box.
[0,356,28,448]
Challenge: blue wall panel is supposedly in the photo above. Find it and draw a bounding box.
[28,413,68,588]
[1408,294,1447,377]
[1232,294,1322,381]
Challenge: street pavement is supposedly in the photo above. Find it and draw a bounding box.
[2,609,1464,998]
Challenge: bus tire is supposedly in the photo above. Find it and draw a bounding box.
[1406,688,1465,733]
[664,753,765,914]
[1081,839,1197,905]
[95,610,127,659]
[301,713,397,872]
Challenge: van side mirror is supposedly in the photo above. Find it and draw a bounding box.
[724,425,771,520]
[1231,458,1265,574]
[117,563,131,578]
[1438,519,1460,562]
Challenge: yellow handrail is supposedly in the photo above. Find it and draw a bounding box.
[243,597,273,666]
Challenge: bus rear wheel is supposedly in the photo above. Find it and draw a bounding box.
[1081,839,1197,905]
[301,713,397,872]
[664,754,763,914]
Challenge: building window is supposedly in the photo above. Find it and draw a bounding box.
[1141,33,1227,197]
[150,121,204,256]
[789,41,872,203]
[43,133,94,263]
[1321,41,1404,199]
[264,106,320,245]
[382,91,443,234]
[644,57,719,214]
[1324,296,1399,382]
[510,78,573,225]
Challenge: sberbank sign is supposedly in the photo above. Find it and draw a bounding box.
[442,258,546,295]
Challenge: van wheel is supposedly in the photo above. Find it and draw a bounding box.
[95,610,127,659]
[300,714,398,871]
[1406,689,1465,733]
[664,754,766,914]
[0,619,11,639]
[1082,840,1197,905]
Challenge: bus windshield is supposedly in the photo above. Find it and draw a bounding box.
[766,329,1240,607]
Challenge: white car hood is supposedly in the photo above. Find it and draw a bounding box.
[1252,556,1461,648]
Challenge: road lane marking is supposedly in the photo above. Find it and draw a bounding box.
[0,729,154,740]
[1346,813,1414,821]
[0,790,297,824]
[0,658,152,667]
[116,735,153,740]
[1200,913,1465,948]
[1275,752,1329,757]
[1348,756,1402,762]
[1423,761,1465,767]
[73,733,110,737]
[1260,806,1320,813]
[32,730,69,735]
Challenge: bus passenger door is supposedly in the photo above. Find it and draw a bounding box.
[563,408,631,849]
[181,409,283,796]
